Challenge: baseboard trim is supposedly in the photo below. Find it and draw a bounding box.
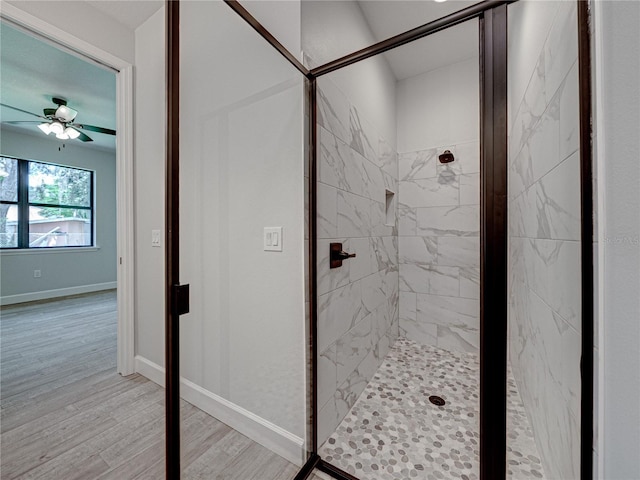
[0,282,117,306]
[134,355,305,466]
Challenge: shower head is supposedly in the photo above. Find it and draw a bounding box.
[439,150,454,163]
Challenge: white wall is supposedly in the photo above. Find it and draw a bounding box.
[594,1,640,478]
[0,129,116,302]
[302,0,367,67]
[133,2,309,463]
[179,0,306,430]
[137,1,309,463]
[397,57,479,154]
[133,6,166,368]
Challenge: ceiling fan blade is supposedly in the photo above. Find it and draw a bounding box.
[0,103,48,120]
[2,120,43,125]
[71,123,116,135]
[72,128,93,142]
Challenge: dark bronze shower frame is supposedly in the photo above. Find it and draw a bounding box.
[164,1,594,479]
[166,2,181,478]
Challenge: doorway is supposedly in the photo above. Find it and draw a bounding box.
[0,6,135,382]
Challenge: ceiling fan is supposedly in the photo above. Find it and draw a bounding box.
[1,97,116,142]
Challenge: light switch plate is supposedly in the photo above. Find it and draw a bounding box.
[264,227,283,252]
[152,229,161,247]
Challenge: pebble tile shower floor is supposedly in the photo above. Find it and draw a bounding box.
[319,338,545,479]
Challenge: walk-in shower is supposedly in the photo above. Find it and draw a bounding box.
[164,1,594,479]
[308,13,549,479]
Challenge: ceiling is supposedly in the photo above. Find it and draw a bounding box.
[357,0,480,80]
[0,21,117,152]
[358,0,479,41]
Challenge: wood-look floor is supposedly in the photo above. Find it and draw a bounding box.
[0,291,301,480]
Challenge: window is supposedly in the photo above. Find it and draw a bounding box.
[0,156,94,249]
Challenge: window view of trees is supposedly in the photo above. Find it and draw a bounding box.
[29,162,92,218]
[0,157,94,249]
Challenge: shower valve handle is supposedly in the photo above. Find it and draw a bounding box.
[335,250,356,260]
[330,242,356,268]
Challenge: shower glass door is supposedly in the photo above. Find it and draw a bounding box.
[176,1,309,477]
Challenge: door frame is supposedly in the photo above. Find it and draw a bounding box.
[0,3,136,376]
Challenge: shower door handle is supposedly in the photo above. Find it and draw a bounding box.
[330,243,356,269]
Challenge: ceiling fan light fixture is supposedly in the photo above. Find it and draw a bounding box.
[49,121,64,135]
[55,105,78,122]
[37,122,52,135]
[56,132,70,140]
[65,127,80,139]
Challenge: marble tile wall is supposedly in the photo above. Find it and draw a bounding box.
[397,141,481,353]
[507,2,581,479]
[316,76,399,445]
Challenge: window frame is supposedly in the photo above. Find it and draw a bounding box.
[0,156,95,250]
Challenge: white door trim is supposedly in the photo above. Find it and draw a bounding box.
[1,3,136,376]
[115,65,135,376]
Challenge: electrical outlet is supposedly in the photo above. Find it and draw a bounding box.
[34,270,41,278]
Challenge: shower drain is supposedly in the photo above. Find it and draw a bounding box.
[428,395,446,406]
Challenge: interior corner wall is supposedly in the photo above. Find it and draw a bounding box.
[396,56,480,354]
[507,2,581,479]
[595,1,640,478]
[0,129,116,302]
[133,6,166,369]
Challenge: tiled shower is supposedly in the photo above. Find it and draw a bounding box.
[316,74,400,445]
[397,55,481,354]
[312,2,582,479]
[508,1,582,478]
[314,31,483,450]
